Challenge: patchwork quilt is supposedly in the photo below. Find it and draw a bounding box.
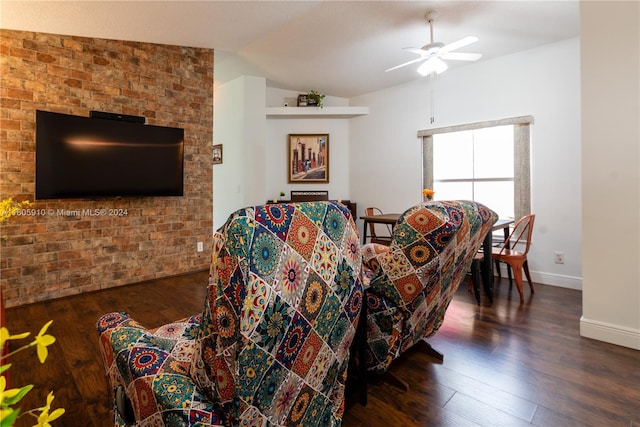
[97,201,363,426]
[361,201,497,373]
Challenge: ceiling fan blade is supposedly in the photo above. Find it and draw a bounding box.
[439,36,479,54]
[385,56,426,72]
[403,47,428,56]
[441,52,482,61]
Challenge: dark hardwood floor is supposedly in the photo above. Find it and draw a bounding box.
[5,272,639,426]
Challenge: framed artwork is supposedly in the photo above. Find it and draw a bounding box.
[288,134,329,183]
[213,144,223,164]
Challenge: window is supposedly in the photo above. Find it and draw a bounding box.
[419,116,532,220]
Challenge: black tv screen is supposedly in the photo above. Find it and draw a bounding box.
[36,110,184,199]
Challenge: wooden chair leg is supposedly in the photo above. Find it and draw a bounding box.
[508,261,525,303]
[381,340,445,393]
[523,260,535,294]
[496,259,513,286]
[415,339,444,362]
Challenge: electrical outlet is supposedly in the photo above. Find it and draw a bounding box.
[554,251,565,264]
[197,242,204,252]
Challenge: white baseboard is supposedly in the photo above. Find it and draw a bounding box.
[493,266,638,349]
[494,265,582,289]
[580,316,640,350]
[531,271,582,289]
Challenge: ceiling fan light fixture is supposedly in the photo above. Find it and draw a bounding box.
[385,10,480,76]
[417,58,448,76]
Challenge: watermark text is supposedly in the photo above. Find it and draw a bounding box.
[13,208,129,217]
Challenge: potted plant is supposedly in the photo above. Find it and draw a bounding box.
[279,191,286,201]
[307,90,325,108]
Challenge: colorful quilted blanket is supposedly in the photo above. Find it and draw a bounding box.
[362,201,497,373]
[97,201,363,426]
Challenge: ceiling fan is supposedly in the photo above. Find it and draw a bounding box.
[385,11,482,75]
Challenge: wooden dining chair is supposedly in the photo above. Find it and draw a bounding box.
[492,214,536,303]
[365,206,392,245]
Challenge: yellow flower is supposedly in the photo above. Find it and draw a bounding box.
[0,322,63,427]
[0,327,30,350]
[34,392,65,427]
[0,375,33,424]
[34,321,56,364]
[0,375,21,401]
[422,188,435,198]
[1,407,18,425]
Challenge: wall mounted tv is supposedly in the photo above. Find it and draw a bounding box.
[36,110,184,199]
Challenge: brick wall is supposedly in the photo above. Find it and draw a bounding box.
[0,30,214,308]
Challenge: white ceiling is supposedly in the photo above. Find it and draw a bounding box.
[0,1,579,98]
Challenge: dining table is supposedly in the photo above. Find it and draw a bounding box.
[359,212,401,245]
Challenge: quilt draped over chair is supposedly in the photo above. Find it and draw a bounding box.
[97,201,364,426]
[362,200,497,373]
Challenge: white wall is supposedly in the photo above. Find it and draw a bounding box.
[214,80,354,228]
[213,75,267,229]
[349,38,582,290]
[265,87,353,202]
[580,1,640,350]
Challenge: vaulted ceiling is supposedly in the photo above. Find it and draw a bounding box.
[1,1,579,98]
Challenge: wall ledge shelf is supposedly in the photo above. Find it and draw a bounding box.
[266,106,369,119]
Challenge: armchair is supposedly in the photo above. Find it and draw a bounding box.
[362,201,497,374]
[97,201,364,426]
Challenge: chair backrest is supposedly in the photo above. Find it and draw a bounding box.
[365,206,392,241]
[190,201,363,426]
[365,206,381,237]
[364,206,381,216]
[499,214,535,255]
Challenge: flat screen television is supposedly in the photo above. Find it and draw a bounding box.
[36,110,184,199]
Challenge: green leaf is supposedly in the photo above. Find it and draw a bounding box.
[2,384,33,406]
[0,408,20,427]
[0,364,10,374]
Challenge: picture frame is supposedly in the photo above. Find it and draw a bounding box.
[288,134,329,183]
[212,144,223,164]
